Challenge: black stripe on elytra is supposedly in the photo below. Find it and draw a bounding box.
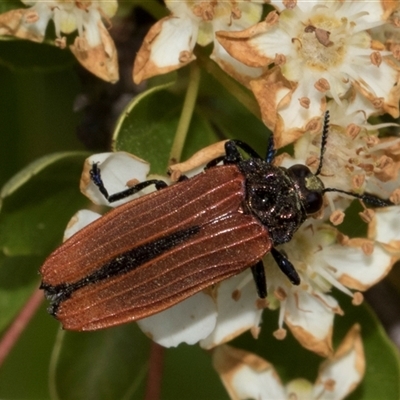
[41,225,201,316]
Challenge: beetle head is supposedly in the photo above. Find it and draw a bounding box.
[287,164,325,215]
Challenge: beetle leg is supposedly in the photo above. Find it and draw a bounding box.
[90,163,168,203]
[176,175,189,182]
[207,140,263,167]
[271,247,300,285]
[205,155,225,169]
[226,140,263,161]
[223,141,242,164]
[251,260,267,298]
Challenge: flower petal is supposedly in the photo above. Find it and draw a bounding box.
[80,152,151,207]
[0,6,50,42]
[137,291,217,347]
[216,15,279,68]
[63,209,102,241]
[368,206,400,253]
[248,67,293,139]
[313,324,365,400]
[70,21,119,83]
[133,15,197,84]
[212,345,286,400]
[284,290,337,357]
[211,41,266,87]
[200,271,264,349]
[323,239,393,290]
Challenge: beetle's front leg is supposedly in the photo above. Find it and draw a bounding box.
[251,260,267,298]
[90,163,168,204]
[271,248,300,285]
[224,140,263,164]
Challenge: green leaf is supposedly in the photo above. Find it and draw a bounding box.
[113,67,272,178]
[0,63,83,189]
[51,325,150,400]
[162,344,228,400]
[51,328,228,400]
[0,0,23,13]
[0,301,59,400]
[0,255,41,333]
[0,152,89,255]
[0,152,89,332]
[336,292,400,400]
[198,71,268,154]
[0,40,75,72]
[113,82,218,175]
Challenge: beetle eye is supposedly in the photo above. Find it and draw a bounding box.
[288,164,310,179]
[288,164,324,215]
[304,191,323,214]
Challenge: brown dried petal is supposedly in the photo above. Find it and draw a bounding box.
[0,8,44,42]
[70,22,119,83]
[249,67,298,148]
[285,319,333,357]
[216,16,278,68]
[169,141,227,175]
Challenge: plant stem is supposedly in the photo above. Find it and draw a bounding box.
[48,329,65,400]
[144,342,165,400]
[0,288,43,368]
[169,63,201,164]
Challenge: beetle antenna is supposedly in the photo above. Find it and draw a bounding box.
[315,111,330,177]
[318,111,394,208]
[265,135,276,163]
[323,187,394,207]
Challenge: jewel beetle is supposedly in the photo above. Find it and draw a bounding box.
[40,112,392,330]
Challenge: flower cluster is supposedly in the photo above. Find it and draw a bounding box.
[67,0,400,356]
[213,325,365,400]
[132,0,265,85]
[0,0,118,82]
[216,0,400,147]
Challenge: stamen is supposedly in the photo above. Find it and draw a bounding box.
[277,298,286,330]
[316,265,354,298]
[231,272,253,301]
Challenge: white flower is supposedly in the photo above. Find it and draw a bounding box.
[371,6,400,63]
[216,0,400,147]
[261,218,393,356]
[212,324,365,400]
[0,0,119,82]
[369,205,400,254]
[133,0,264,85]
[80,152,153,207]
[290,99,400,209]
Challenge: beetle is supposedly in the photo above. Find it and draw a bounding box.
[40,111,392,330]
